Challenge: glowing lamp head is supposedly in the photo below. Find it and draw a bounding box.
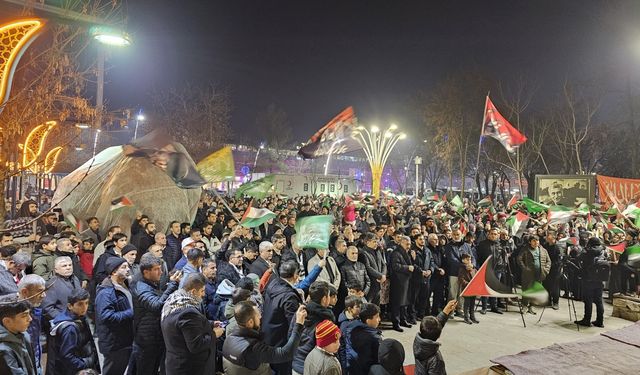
[384,132,393,138]
[136,114,145,121]
[90,25,131,47]
[389,124,398,131]
[370,126,380,133]
[399,133,407,139]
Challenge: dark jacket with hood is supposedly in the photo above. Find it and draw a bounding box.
[95,277,134,353]
[92,245,120,287]
[578,243,609,284]
[261,276,303,347]
[413,312,450,375]
[31,249,57,281]
[46,310,99,375]
[343,319,382,375]
[368,338,405,375]
[42,273,81,325]
[0,324,36,375]
[291,301,336,373]
[444,241,473,276]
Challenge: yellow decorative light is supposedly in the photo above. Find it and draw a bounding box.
[43,146,63,173]
[22,121,57,168]
[0,19,45,110]
[352,124,405,198]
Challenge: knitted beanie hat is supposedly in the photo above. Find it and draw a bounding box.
[315,319,341,348]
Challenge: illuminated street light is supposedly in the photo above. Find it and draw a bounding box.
[75,123,90,129]
[352,124,405,198]
[133,111,145,140]
[136,114,145,121]
[90,25,131,47]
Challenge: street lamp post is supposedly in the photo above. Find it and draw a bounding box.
[133,113,145,140]
[414,156,422,198]
[352,124,406,198]
[253,142,265,169]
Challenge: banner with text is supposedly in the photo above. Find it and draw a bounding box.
[597,175,640,207]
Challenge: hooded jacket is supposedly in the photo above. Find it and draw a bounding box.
[0,324,36,375]
[343,320,382,375]
[46,310,99,375]
[261,275,303,347]
[31,250,56,281]
[292,301,336,373]
[369,338,405,375]
[209,279,235,321]
[413,312,450,375]
[95,277,134,353]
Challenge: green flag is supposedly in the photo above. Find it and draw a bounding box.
[626,244,640,267]
[520,281,549,305]
[294,215,334,249]
[477,196,492,208]
[235,175,275,200]
[519,197,548,213]
[451,195,463,208]
[547,205,575,225]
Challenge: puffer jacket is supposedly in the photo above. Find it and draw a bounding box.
[413,311,450,375]
[339,259,371,295]
[46,310,99,375]
[132,277,178,346]
[95,277,134,353]
[444,241,473,276]
[222,324,303,375]
[0,324,36,375]
[291,301,336,374]
[261,275,303,347]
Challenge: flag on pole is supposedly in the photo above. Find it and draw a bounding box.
[519,197,549,214]
[482,96,527,153]
[506,212,529,237]
[298,106,359,159]
[197,146,235,182]
[64,212,84,233]
[477,196,492,208]
[110,196,134,211]
[507,193,520,209]
[294,215,334,249]
[451,195,463,208]
[235,175,275,200]
[240,200,276,228]
[461,256,519,298]
[627,244,640,267]
[606,242,626,254]
[547,205,575,225]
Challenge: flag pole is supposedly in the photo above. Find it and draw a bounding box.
[474,92,490,200]
[211,188,239,219]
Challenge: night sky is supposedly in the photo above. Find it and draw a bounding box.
[9,1,640,142]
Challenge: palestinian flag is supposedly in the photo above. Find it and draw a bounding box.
[627,244,640,267]
[559,237,579,246]
[482,96,527,153]
[461,256,519,298]
[451,195,463,207]
[547,205,574,225]
[477,196,492,208]
[240,201,276,228]
[608,223,626,235]
[110,196,134,211]
[520,197,548,214]
[507,193,520,209]
[506,212,529,237]
[520,282,549,306]
[235,175,275,200]
[576,203,591,215]
[64,212,84,233]
[606,242,626,254]
[423,192,439,202]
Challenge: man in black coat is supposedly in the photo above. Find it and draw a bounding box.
[475,228,505,314]
[359,233,387,305]
[42,257,81,327]
[217,249,245,287]
[389,236,414,332]
[130,253,181,375]
[339,246,371,297]
[161,273,225,375]
[249,241,274,278]
[574,237,609,328]
[410,234,435,321]
[542,231,562,310]
[291,281,335,374]
[427,234,448,316]
[261,260,303,375]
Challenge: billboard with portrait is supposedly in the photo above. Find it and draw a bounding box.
[535,175,596,206]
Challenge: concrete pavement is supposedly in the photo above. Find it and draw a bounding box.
[382,299,634,374]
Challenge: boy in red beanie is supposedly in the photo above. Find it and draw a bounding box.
[303,319,342,375]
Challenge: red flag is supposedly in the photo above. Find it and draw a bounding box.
[507,193,520,209]
[606,242,626,254]
[298,107,359,159]
[483,97,527,153]
[461,256,518,297]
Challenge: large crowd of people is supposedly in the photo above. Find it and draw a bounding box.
[0,192,638,375]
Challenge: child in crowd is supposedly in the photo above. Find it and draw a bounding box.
[413,300,457,375]
[0,295,36,374]
[458,254,478,324]
[303,319,342,375]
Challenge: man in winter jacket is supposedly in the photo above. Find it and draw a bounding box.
[261,260,304,375]
[42,257,81,325]
[217,249,245,287]
[250,241,274,278]
[0,295,36,375]
[95,257,134,375]
[161,273,225,375]
[307,248,341,291]
[574,237,609,327]
[291,281,336,374]
[517,235,551,315]
[17,274,46,374]
[475,228,505,314]
[358,233,387,305]
[46,289,99,375]
[413,300,457,375]
[130,253,181,374]
[389,236,414,331]
[339,246,370,298]
[444,229,473,316]
[222,300,306,375]
[93,232,128,286]
[427,234,447,316]
[55,237,89,288]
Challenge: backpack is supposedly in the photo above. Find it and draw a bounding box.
[592,257,610,282]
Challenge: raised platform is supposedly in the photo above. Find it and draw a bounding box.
[612,294,640,322]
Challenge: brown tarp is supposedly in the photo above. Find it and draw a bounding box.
[52,146,201,235]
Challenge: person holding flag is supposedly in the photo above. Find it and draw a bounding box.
[516,235,551,315]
